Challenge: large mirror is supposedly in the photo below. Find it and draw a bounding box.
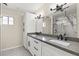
[41,3,78,38]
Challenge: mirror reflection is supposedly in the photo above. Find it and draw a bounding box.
[36,3,78,38]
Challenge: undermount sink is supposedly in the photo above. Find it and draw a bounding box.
[49,39,70,46]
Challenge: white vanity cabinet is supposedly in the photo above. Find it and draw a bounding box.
[28,36,74,56]
[41,42,74,56]
[28,36,41,56]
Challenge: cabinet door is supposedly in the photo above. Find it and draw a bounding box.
[23,34,28,49]
[28,37,34,55]
[42,42,74,56]
[28,37,42,56]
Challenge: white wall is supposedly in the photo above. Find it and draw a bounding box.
[0,4,1,51]
[77,4,79,38]
[1,7,24,50]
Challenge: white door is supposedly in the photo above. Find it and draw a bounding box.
[23,12,36,49]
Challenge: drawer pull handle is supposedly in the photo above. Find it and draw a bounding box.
[34,47,38,51]
[34,40,38,44]
[28,41,30,47]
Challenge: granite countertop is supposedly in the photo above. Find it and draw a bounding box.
[27,33,79,56]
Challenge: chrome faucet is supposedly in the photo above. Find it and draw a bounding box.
[63,33,67,41]
[57,34,63,40]
[57,33,67,41]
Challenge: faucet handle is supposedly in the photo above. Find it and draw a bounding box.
[63,33,68,41]
[57,34,63,40]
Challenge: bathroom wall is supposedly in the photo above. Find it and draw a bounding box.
[0,3,1,51]
[77,4,79,38]
[1,6,24,50]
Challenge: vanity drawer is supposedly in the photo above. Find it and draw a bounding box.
[33,39,41,50]
[33,39,41,47]
[33,39,41,56]
[33,46,41,56]
[33,39,40,44]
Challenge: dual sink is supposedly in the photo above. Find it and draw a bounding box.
[49,39,70,47]
[42,36,70,47]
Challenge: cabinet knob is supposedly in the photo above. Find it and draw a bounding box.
[34,40,38,44]
[34,54,36,56]
[34,47,38,51]
[28,41,30,47]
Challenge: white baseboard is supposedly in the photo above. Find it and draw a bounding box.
[1,45,23,52]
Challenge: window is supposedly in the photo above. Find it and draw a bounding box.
[2,16,14,25]
[3,16,8,24]
[0,17,3,25]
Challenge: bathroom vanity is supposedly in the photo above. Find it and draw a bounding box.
[23,3,79,56]
[27,33,79,56]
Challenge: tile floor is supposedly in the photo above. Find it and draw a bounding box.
[0,46,32,56]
